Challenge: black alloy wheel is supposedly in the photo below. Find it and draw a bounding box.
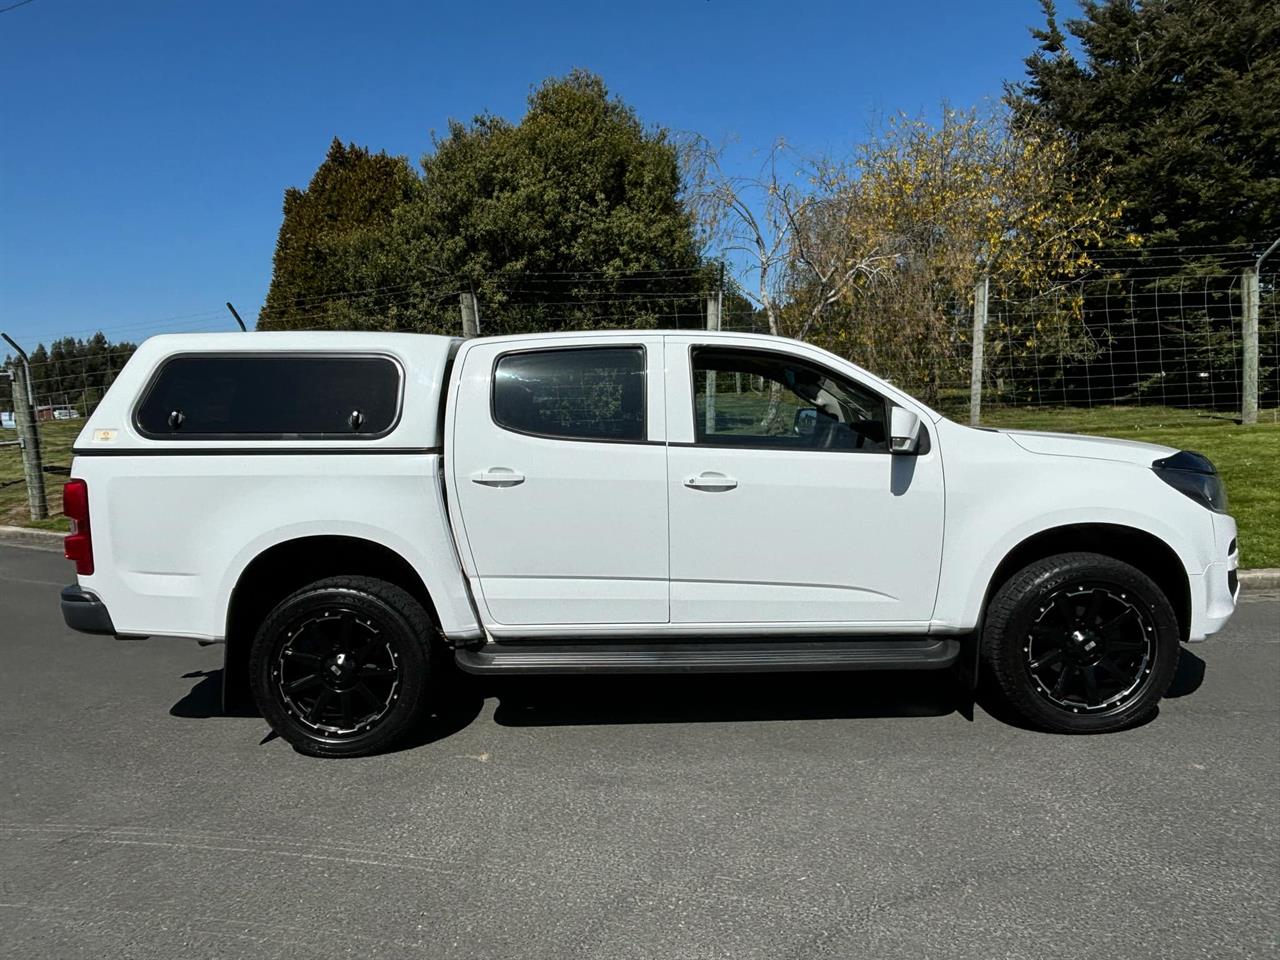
[249,576,435,757]
[983,552,1180,734]
[272,607,403,737]
[1024,584,1156,715]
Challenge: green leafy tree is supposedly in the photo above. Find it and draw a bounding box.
[393,70,710,334]
[1009,0,1279,247]
[259,72,711,334]
[258,139,420,330]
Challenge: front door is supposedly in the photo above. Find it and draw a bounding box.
[664,339,944,627]
[450,338,669,627]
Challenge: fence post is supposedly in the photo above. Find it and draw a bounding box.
[3,344,48,521]
[1247,235,1280,424]
[1242,266,1259,425]
[969,276,989,426]
[459,292,480,338]
[704,286,721,434]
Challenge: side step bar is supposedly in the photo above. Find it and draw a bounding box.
[455,638,960,675]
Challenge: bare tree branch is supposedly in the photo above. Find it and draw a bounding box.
[682,137,889,339]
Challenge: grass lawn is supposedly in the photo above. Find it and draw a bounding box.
[0,419,80,530]
[3,406,1277,567]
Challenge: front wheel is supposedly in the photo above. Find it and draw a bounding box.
[982,552,1180,734]
[249,576,436,757]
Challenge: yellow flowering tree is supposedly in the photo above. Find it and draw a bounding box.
[794,107,1129,405]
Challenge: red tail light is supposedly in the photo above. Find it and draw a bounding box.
[63,479,94,576]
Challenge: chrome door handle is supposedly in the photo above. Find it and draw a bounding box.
[472,469,525,488]
[685,473,738,491]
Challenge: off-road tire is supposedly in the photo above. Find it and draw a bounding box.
[249,576,436,758]
[982,552,1180,734]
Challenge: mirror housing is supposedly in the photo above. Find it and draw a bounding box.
[889,406,922,455]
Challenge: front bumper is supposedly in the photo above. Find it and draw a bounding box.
[61,585,117,636]
[1189,516,1239,641]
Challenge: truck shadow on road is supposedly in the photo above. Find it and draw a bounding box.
[169,667,485,747]
[485,669,964,728]
[168,647,1206,747]
[170,670,255,719]
[482,646,1206,734]
[972,646,1206,732]
[168,667,969,738]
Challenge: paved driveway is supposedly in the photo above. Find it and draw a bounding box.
[1,543,1277,959]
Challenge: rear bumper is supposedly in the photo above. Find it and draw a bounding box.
[61,585,117,636]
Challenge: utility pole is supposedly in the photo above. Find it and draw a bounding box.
[1242,235,1280,425]
[1,333,48,520]
[460,292,480,338]
[969,276,989,426]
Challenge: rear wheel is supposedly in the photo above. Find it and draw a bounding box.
[982,552,1180,733]
[249,576,435,757]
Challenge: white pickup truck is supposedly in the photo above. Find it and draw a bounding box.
[59,330,1239,756]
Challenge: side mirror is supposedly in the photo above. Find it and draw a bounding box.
[889,406,922,455]
[794,407,817,437]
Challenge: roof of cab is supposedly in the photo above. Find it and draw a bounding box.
[130,328,808,350]
[135,330,461,351]
[136,329,786,343]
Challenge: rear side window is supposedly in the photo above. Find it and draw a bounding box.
[493,347,646,442]
[135,354,402,439]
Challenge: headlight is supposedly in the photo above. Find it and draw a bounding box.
[1152,450,1228,513]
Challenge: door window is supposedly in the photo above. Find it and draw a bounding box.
[692,347,887,452]
[493,347,646,442]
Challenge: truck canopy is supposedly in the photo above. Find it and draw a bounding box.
[77,332,459,451]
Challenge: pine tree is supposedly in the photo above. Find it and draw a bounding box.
[258,139,420,330]
[1009,0,1280,247]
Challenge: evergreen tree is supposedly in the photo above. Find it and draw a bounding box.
[1008,0,1280,408]
[395,70,709,334]
[258,139,420,330]
[258,72,711,334]
[1009,0,1279,247]
[4,336,136,415]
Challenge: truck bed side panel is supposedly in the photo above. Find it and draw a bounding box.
[71,451,481,641]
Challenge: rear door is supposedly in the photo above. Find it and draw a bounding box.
[664,336,945,627]
[449,337,669,628]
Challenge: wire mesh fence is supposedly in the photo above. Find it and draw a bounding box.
[984,270,1278,414]
[2,257,1277,525]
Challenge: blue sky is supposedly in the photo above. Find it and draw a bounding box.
[1,0,1047,348]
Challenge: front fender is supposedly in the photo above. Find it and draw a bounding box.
[933,429,1215,632]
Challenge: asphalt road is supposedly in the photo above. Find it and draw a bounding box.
[0,542,1277,960]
